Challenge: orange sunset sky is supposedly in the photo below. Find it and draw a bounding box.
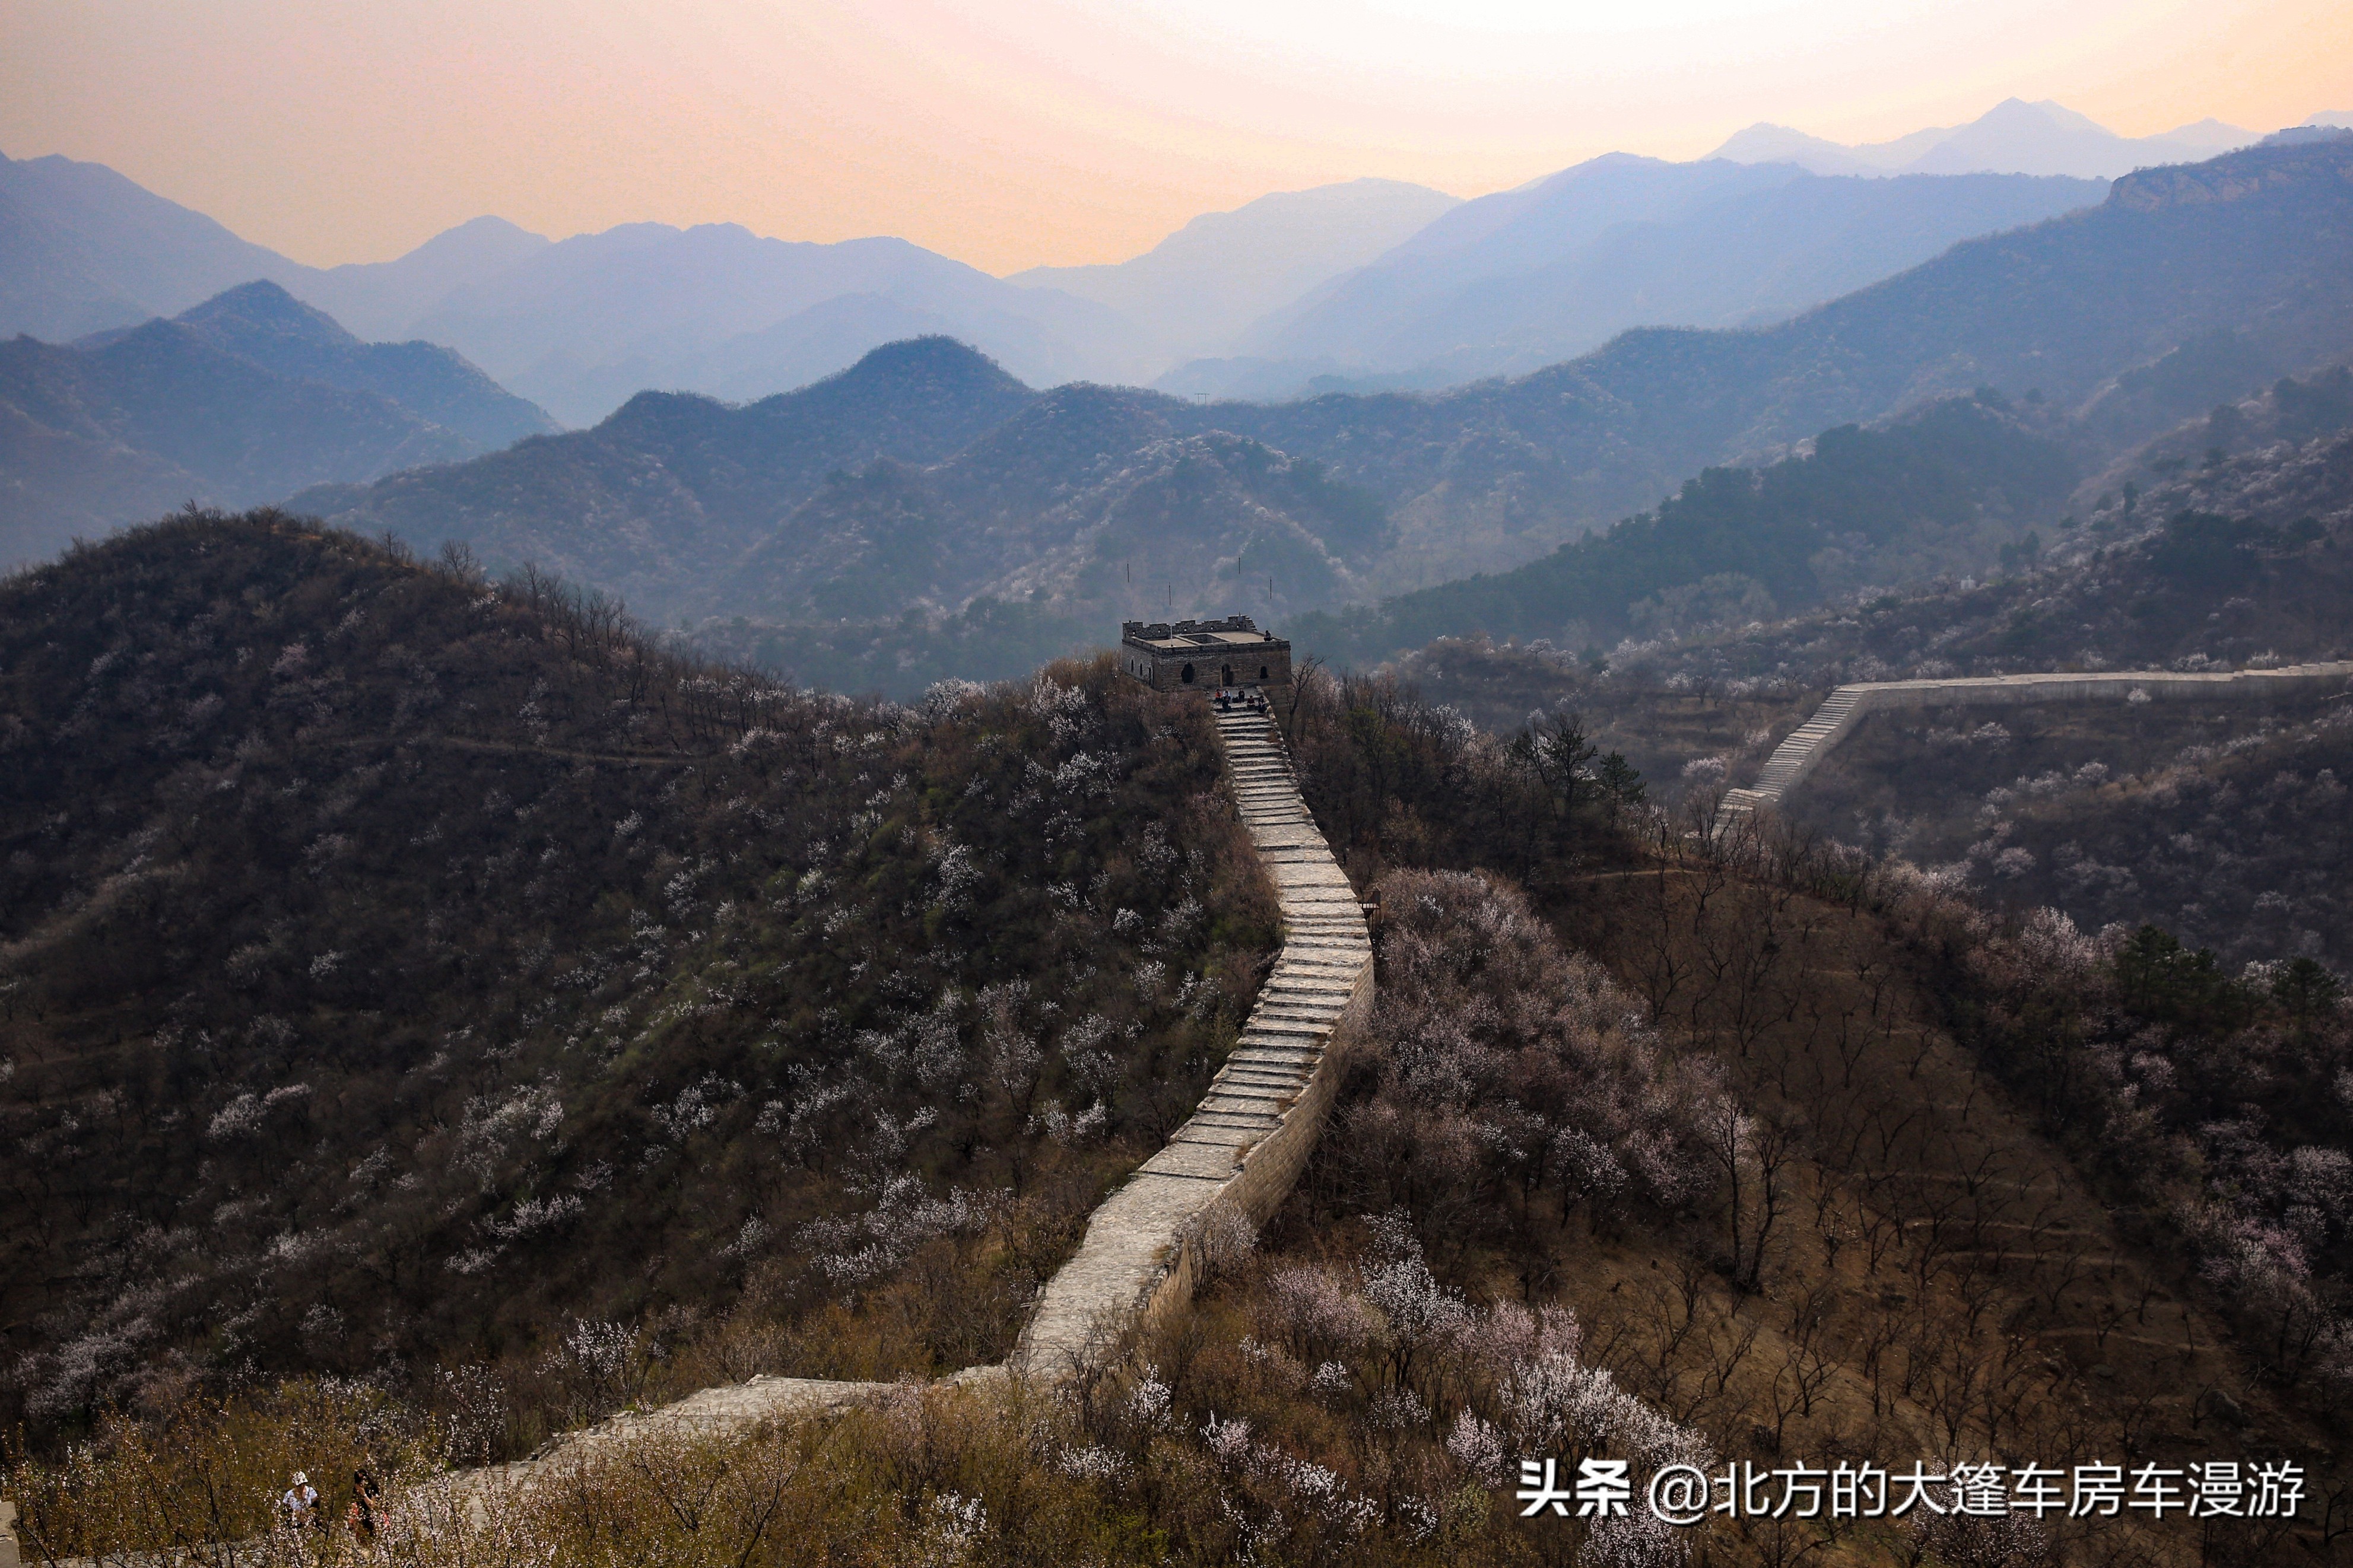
[3,0,2349,273]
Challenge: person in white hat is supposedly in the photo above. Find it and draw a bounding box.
[281,1472,319,1531]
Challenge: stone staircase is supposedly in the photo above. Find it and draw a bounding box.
[1751,686,1864,797]
[448,698,1373,1486]
[1011,702,1373,1373]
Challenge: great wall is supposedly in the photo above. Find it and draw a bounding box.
[453,698,1373,1486]
[1719,660,2353,827]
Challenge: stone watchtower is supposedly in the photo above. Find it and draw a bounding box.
[1120,616,1292,693]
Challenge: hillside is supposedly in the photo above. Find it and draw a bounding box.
[1010,178,1460,364]
[1617,401,2353,695]
[0,511,1278,1430]
[14,634,2353,1566]
[158,281,555,449]
[1790,680,2353,973]
[0,148,302,341]
[292,337,1041,618]
[294,341,1406,632]
[1,285,555,569]
[1290,390,2079,663]
[727,397,1390,622]
[1347,376,2353,972]
[0,326,471,568]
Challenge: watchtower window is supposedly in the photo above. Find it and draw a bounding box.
[1180,663,1195,683]
[1259,665,1269,680]
[1222,664,1234,686]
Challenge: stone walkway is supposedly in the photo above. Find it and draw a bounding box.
[1013,702,1374,1375]
[1720,660,2353,828]
[453,699,1373,1483]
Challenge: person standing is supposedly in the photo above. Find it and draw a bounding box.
[347,1468,382,1542]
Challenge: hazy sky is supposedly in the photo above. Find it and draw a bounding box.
[4,0,2348,273]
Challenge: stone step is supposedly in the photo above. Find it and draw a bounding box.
[1239,1033,1335,1054]
[1218,1063,1309,1084]
[1221,1050,1314,1069]
[1186,1099,1282,1121]
[1181,1111,1280,1134]
[1257,987,1358,1004]
[1227,1048,1319,1068]
[1218,1069,1308,1092]
[1202,1082,1293,1103]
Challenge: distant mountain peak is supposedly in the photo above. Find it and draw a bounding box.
[176,279,360,349]
[378,214,550,268]
[1708,98,2260,180]
[831,335,1027,392]
[596,388,730,436]
[1980,97,2106,132]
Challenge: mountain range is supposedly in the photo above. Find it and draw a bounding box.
[1007,179,1460,365]
[1708,97,2258,179]
[277,138,2353,678]
[1185,159,2104,396]
[1,281,554,568]
[9,96,2330,425]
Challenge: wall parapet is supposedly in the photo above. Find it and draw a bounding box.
[1722,660,2353,823]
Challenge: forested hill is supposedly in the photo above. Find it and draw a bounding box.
[290,336,1042,616]
[0,511,1276,1429]
[1615,377,2353,693]
[1288,391,2079,662]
